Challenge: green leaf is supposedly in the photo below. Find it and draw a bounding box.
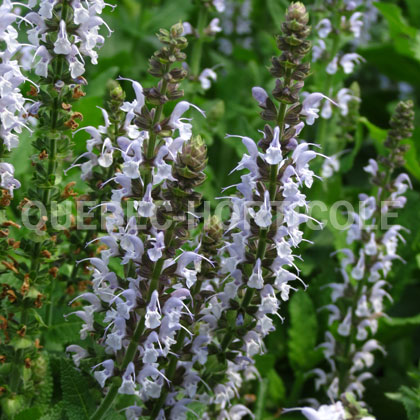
[267,370,286,403]
[43,320,82,352]
[255,353,275,375]
[13,407,43,420]
[383,314,420,328]
[39,402,65,420]
[406,0,420,26]
[403,139,420,181]
[29,308,47,328]
[360,45,420,86]
[60,359,95,420]
[103,412,125,420]
[10,336,33,349]
[375,3,418,59]
[378,313,420,343]
[287,291,320,372]
[386,387,420,420]
[185,402,208,420]
[359,116,387,154]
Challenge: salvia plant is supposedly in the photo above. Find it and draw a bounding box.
[0,1,419,420]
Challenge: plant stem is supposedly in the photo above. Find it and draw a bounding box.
[316,33,340,153]
[90,383,120,420]
[288,371,305,405]
[190,5,208,77]
[9,309,28,392]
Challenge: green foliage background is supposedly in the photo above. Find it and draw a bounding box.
[5,0,420,419]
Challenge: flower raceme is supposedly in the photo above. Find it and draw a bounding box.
[65,23,226,420]
[311,0,366,171]
[28,0,114,79]
[0,0,114,412]
[0,0,32,195]
[312,101,415,411]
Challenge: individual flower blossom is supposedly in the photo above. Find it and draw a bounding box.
[312,39,326,62]
[213,0,225,13]
[336,88,360,116]
[207,17,222,34]
[93,360,115,388]
[340,53,365,74]
[65,345,89,367]
[349,12,364,38]
[249,191,272,228]
[326,55,339,75]
[199,68,217,90]
[283,401,346,420]
[54,20,73,55]
[321,153,340,178]
[301,93,337,125]
[0,162,21,196]
[316,18,332,38]
[181,21,194,36]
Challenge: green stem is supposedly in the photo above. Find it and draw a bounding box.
[289,371,305,405]
[190,5,208,77]
[316,33,340,153]
[90,383,120,420]
[9,310,28,392]
[255,378,269,420]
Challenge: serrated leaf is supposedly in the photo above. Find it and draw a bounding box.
[39,402,66,420]
[60,359,94,420]
[387,387,420,420]
[34,355,53,409]
[287,291,319,372]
